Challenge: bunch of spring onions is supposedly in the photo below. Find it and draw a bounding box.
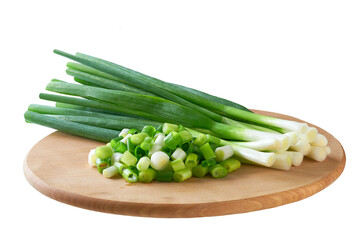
[24,49,331,175]
[90,123,242,182]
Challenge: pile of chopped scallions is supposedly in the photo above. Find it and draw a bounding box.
[24,49,332,183]
[90,123,242,182]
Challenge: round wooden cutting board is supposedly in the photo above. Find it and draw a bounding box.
[23,110,346,218]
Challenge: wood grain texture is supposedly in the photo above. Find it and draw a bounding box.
[23,110,346,218]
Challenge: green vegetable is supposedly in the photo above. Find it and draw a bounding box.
[141,125,157,137]
[139,168,156,183]
[136,157,151,171]
[120,151,137,166]
[192,165,209,178]
[121,168,138,183]
[134,145,147,159]
[219,158,241,173]
[113,141,127,153]
[96,158,110,174]
[103,166,118,178]
[126,137,135,153]
[164,131,182,150]
[200,158,217,168]
[130,133,148,145]
[24,111,119,142]
[170,159,186,172]
[209,164,228,178]
[95,145,113,159]
[140,137,153,151]
[113,162,126,174]
[173,168,192,182]
[162,123,178,135]
[156,171,173,182]
[199,142,216,160]
[64,51,303,133]
[67,60,251,113]
[184,153,198,168]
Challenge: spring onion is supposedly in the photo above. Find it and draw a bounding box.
[164,131,182,150]
[103,166,118,178]
[192,165,209,178]
[209,164,228,179]
[219,158,241,173]
[120,151,137,166]
[306,146,327,162]
[150,151,170,170]
[121,168,138,183]
[24,50,332,184]
[88,149,97,167]
[215,145,234,161]
[95,145,114,159]
[171,148,187,161]
[111,152,122,165]
[96,158,110,174]
[156,171,173,182]
[170,159,186,172]
[139,168,156,183]
[184,153,198,168]
[136,157,151,171]
[201,157,217,168]
[173,168,192,182]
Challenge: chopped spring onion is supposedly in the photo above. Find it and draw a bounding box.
[209,164,228,179]
[121,168,138,183]
[141,125,157,137]
[113,141,127,153]
[162,123,178,135]
[113,162,126,174]
[139,168,156,183]
[148,144,162,157]
[193,133,207,146]
[150,151,170,170]
[111,152,122,165]
[154,133,166,147]
[199,142,216,160]
[164,131,182,150]
[88,149,97,167]
[95,145,113,160]
[201,157,217,168]
[156,171,173,182]
[119,128,130,137]
[120,151,137,166]
[130,133,148,145]
[170,159,186,172]
[219,158,241,173]
[136,157,151,171]
[184,153,198,168]
[192,165,209,178]
[134,145,146,158]
[140,137,154,151]
[96,158,110,173]
[178,130,193,143]
[215,145,234,161]
[171,148,187,161]
[103,166,118,178]
[173,168,192,182]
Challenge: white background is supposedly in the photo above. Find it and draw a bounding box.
[1,0,358,239]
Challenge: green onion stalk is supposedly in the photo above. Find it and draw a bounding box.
[54,50,318,138]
